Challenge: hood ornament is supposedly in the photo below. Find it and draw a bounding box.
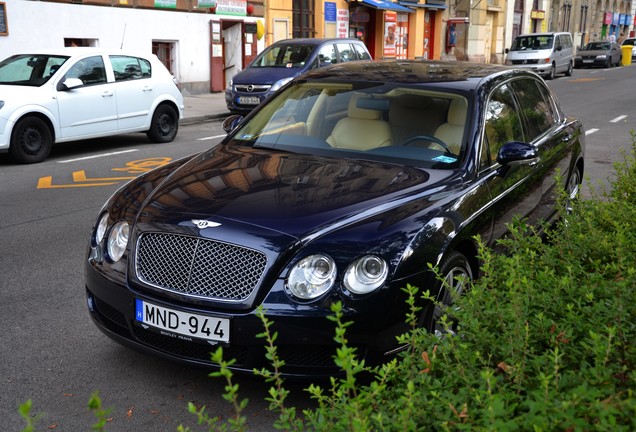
[192,219,222,229]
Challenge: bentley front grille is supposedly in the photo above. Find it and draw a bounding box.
[136,233,267,302]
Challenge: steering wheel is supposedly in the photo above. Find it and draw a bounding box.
[401,135,453,154]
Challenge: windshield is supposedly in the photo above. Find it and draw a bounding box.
[250,44,315,68]
[228,81,468,170]
[510,35,554,51]
[0,54,69,86]
[583,42,610,50]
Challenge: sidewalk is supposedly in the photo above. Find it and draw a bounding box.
[180,92,231,125]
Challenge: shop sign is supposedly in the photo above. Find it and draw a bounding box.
[603,12,612,25]
[612,12,620,25]
[215,0,247,16]
[198,0,217,6]
[337,9,349,38]
[155,0,176,8]
[351,8,370,23]
[530,10,545,20]
[325,2,337,22]
[383,11,397,58]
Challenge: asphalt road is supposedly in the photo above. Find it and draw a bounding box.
[1,64,635,431]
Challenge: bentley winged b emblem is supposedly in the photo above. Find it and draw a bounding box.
[192,219,222,229]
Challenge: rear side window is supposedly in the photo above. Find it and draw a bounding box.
[336,43,356,62]
[316,44,337,65]
[559,34,573,49]
[111,56,151,81]
[353,43,372,60]
[509,78,558,142]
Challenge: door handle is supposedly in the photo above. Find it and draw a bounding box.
[102,91,114,97]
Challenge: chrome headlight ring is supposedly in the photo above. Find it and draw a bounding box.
[344,255,388,295]
[287,254,337,300]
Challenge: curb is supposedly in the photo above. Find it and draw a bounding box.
[180,112,230,125]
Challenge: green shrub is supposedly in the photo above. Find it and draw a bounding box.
[21,139,636,431]
[196,139,636,431]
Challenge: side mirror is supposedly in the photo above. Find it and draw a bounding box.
[505,48,510,54]
[497,141,539,167]
[60,77,84,91]
[222,114,244,134]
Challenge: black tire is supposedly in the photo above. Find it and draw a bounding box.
[146,104,179,143]
[425,251,474,336]
[547,64,556,80]
[565,61,573,76]
[565,166,582,214]
[9,116,53,164]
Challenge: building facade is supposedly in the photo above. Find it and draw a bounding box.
[0,0,633,95]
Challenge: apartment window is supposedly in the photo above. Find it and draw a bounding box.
[292,0,315,38]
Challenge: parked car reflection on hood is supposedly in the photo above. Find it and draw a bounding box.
[85,60,585,377]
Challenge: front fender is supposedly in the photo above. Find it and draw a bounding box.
[0,104,59,149]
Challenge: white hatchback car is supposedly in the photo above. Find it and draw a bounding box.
[0,48,184,163]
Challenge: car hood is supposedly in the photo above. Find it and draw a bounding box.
[0,84,53,116]
[578,49,611,55]
[136,145,453,240]
[232,67,304,86]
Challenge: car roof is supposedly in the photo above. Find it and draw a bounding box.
[298,60,525,91]
[4,47,156,59]
[271,38,364,46]
[516,32,567,37]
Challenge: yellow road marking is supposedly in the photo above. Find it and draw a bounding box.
[568,78,604,83]
[36,157,174,189]
[72,170,136,182]
[37,176,118,189]
[111,157,172,173]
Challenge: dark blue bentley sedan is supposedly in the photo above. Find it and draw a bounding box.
[85,60,585,377]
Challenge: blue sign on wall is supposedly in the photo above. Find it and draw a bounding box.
[325,2,337,22]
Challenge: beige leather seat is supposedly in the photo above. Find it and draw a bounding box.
[434,98,467,154]
[389,94,446,145]
[326,93,392,151]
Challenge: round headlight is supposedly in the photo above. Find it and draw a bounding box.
[344,255,388,295]
[287,254,336,300]
[107,221,130,262]
[95,212,109,245]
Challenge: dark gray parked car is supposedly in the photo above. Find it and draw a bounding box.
[575,41,622,68]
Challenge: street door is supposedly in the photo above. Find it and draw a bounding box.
[223,22,242,90]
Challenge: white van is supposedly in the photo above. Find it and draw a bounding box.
[505,32,574,79]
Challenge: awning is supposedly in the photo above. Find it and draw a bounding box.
[398,1,447,9]
[353,0,415,13]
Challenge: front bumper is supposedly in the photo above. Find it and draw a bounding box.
[225,89,271,114]
[85,259,412,377]
[575,58,608,67]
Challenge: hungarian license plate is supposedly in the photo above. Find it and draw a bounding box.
[238,96,260,105]
[135,299,229,343]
